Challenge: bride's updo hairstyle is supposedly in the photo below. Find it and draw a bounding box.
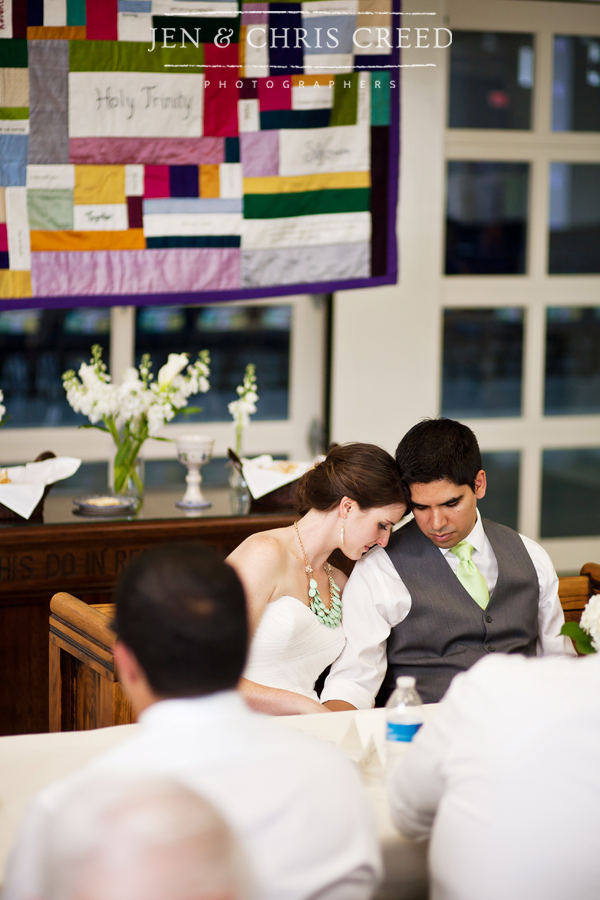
[294,442,409,515]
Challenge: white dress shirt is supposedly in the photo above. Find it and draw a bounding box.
[387,652,600,900]
[321,512,575,709]
[2,692,382,900]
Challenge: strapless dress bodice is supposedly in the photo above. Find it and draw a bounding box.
[243,596,345,701]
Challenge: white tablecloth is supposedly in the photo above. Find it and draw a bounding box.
[0,707,431,899]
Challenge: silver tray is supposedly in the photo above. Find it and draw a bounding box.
[72,494,137,516]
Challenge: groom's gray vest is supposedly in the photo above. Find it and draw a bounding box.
[380,518,539,704]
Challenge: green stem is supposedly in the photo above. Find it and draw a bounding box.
[235,424,243,457]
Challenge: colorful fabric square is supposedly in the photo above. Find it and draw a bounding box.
[28,39,69,163]
[27,189,74,229]
[370,71,390,125]
[0,135,28,185]
[301,1,357,56]
[240,131,278,177]
[86,0,117,40]
[28,0,44,27]
[0,0,398,305]
[67,0,86,26]
[169,166,199,198]
[268,4,303,76]
[204,44,239,138]
[74,166,125,204]
[258,76,291,112]
[330,73,358,126]
[200,165,220,198]
[144,166,170,199]
[225,138,240,163]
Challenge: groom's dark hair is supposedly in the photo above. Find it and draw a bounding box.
[113,543,248,697]
[395,418,482,492]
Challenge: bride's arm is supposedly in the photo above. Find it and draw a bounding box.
[239,678,328,715]
[227,534,328,716]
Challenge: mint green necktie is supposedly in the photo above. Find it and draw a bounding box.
[451,541,490,610]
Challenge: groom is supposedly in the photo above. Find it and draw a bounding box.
[322,418,575,707]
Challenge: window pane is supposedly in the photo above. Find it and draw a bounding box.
[449,31,534,129]
[541,448,600,538]
[553,35,600,132]
[549,163,600,274]
[545,307,600,414]
[478,451,520,531]
[445,162,529,275]
[134,304,291,422]
[0,308,111,428]
[441,308,524,418]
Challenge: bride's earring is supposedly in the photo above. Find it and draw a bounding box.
[340,520,345,544]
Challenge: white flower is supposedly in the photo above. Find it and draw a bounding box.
[580,595,600,652]
[158,353,189,388]
[121,367,142,386]
[63,346,211,449]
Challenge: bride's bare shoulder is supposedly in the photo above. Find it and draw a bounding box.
[227,528,291,571]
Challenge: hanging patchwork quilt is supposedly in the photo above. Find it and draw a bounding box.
[0,0,399,308]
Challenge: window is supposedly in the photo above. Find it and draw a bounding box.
[449,31,535,130]
[0,308,111,428]
[545,307,600,414]
[135,304,292,422]
[541,449,600,538]
[548,162,600,274]
[442,308,524,418]
[552,35,600,132]
[445,161,529,274]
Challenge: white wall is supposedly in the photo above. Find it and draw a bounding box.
[332,0,447,454]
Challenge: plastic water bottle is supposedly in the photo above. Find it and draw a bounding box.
[385,676,423,767]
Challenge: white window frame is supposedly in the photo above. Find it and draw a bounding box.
[445,0,600,571]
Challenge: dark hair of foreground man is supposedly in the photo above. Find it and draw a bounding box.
[113,543,248,698]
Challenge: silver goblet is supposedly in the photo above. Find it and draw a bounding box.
[175,435,214,509]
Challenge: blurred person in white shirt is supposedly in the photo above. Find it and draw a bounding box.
[2,543,381,900]
[388,652,600,900]
[44,778,252,900]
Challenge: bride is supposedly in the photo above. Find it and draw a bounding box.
[227,443,408,715]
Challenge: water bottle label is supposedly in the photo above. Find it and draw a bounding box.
[386,721,422,742]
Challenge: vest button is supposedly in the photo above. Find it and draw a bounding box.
[488,645,497,652]
[485,615,493,623]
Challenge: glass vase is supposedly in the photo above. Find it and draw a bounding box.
[228,466,251,515]
[109,454,145,499]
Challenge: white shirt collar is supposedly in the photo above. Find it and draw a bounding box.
[440,508,484,557]
[139,689,246,729]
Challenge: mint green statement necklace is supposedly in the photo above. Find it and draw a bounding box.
[294,521,342,628]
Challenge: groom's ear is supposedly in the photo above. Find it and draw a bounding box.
[473,470,487,500]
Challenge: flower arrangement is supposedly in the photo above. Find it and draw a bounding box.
[228,363,259,457]
[561,594,600,654]
[63,345,210,495]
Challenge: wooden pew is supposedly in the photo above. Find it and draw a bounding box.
[49,563,600,732]
[49,593,125,732]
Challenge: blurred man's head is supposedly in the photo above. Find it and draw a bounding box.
[113,543,248,714]
[395,419,487,549]
[44,778,253,900]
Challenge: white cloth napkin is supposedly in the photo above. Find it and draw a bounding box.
[0,457,81,519]
[240,455,313,500]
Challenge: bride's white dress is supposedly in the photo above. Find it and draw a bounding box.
[243,596,345,701]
